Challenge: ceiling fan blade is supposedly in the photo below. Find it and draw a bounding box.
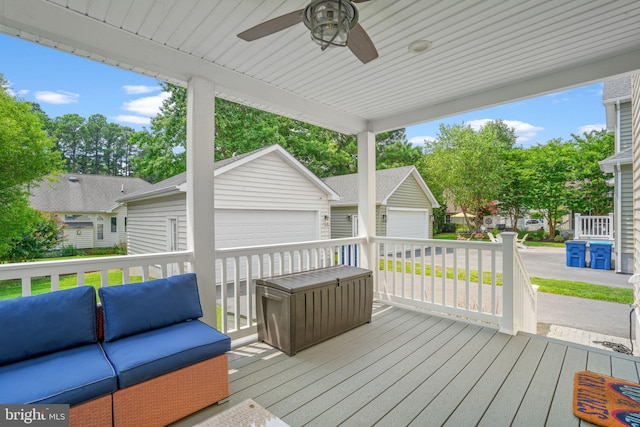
[237,9,304,41]
[347,23,378,64]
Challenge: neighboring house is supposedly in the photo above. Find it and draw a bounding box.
[29,174,151,249]
[118,144,339,255]
[599,75,635,273]
[322,166,440,239]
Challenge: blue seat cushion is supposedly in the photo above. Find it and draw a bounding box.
[0,343,117,406]
[99,273,203,342]
[0,286,97,366]
[102,320,230,389]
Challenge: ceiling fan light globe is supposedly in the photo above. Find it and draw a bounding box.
[303,0,358,48]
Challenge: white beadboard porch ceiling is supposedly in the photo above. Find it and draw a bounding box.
[1,0,640,135]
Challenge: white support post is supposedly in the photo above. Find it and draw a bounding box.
[500,232,516,335]
[608,212,615,240]
[574,213,581,239]
[357,131,376,271]
[186,76,217,328]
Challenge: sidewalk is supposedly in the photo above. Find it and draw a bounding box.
[519,246,636,354]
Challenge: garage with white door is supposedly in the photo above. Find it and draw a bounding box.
[214,209,320,248]
[386,208,430,239]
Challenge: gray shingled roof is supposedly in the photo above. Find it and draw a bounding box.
[29,174,151,213]
[599,147,632,173]
[603,75,631,103]
[322,166,418,206]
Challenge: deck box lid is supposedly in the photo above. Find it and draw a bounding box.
[256,266,371,293]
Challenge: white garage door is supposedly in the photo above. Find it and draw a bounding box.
[215,209,319,248]
[387,208,429,239]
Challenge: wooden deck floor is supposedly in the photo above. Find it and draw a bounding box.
[174,302,640,427]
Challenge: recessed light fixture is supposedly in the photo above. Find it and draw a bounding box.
[408,39,432,53]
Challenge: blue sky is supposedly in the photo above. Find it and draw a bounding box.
[2,33,606,147]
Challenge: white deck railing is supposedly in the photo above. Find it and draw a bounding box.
[372,232,536,334]
[574,213,614,240]
[0,234,536,339]
[214,237,364,339]
[0,251,194,296]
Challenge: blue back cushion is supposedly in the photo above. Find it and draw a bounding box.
[99,273,203,342]
[0,286,97,366]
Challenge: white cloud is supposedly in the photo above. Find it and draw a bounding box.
[409,136,435,146]
[113,115,152,125]
[35,90,79,104]
[467,119,544,143]
[122,85,161,95]
[122,92,170,117]
[578,124,605,134]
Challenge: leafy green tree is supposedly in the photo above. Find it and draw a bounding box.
[51,114,86,173]
[419,120,516,232]
[568,129,614,215]
[0,75,62,261]
[5,211,65,262]
[131,83,418,183]
[521,139,576,237]
[496,147,533,231]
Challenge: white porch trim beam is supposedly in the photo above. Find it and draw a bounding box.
[0,0,365,135]
[369,46,640,134]
[186,76,217,328]
[357,131,376,270]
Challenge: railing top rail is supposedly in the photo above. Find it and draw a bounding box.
[215,237,366,257]
[0,251,194,280]
[372,236,500,249]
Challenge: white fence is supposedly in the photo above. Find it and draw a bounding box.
[214,237,364,340]
[574,213,614,240]
[0,235,536,340]
[0,251,193,296]
[372,233,536,334]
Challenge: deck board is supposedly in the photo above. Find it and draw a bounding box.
[172,303,640,427]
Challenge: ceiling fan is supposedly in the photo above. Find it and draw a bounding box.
[237,0,378,64]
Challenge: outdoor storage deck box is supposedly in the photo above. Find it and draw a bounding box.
[255,266,373,356]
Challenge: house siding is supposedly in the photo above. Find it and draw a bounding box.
[126,194,187,255]
[330,207,358,238]
[633,74,640,276]
[620,165,634,272]
[621,101,633,151]
[387,176,434,209]
[127,150,332,254]
[215,152,331,240]
[387,176,434,238]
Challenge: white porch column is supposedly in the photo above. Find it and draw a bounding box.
[186,76,217,327]
[500,232,516,335]
[357,131,376,270]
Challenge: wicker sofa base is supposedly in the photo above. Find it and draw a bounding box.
[112,354,229,427]
[70,394,113,427]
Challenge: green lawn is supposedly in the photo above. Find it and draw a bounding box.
[0,270,142,301]
[0,270,225,326]
[530,277,633,304]
[380,260,632,304]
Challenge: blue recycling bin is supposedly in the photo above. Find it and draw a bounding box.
[589,241,613,270]
[566,240,587,268]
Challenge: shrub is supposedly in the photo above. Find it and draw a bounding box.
[60,244,79,257]
[442,223,457,233]
[554,235,565,243]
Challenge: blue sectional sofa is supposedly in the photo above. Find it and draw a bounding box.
[0,273,230,427]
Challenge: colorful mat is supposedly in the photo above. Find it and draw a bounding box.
[574,371,640,426]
